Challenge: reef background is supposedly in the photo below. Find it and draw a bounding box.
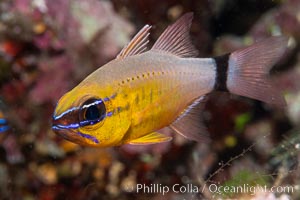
[0,0,300,199]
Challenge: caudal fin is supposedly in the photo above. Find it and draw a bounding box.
[226,36,288,106]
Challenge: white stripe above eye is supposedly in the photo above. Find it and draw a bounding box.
[53,106,80,120]
[81,100,103,109]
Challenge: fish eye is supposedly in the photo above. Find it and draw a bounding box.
[79,98,106,126]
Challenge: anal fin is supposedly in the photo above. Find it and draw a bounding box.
[170,97,210,143]
[128,132,172,145]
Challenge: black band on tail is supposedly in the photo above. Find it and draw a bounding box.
[213,53,230,91]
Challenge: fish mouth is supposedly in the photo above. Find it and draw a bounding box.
[52,115,82,144]
[52,117,100,145]
[52,108,80,136]
[52,122,78,143]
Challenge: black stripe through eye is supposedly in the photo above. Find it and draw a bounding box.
[79,98,106,127]
[85,104,100,120]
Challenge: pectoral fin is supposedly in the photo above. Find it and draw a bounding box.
[128,132,172,145]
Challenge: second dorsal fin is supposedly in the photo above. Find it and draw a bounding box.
[116,25,151,59]
[151,13,198,57]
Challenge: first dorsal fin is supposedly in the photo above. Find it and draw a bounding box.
[116,25,151,59]
[170,97,210,143]
[151,12,198,57]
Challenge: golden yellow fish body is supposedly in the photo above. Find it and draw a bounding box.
[52,13,287,147]
[54,51,215,146]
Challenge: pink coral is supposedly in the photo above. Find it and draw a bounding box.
[29,55,74,104]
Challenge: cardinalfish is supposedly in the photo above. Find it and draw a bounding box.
[52,13,287,147]
[0,110,9,133]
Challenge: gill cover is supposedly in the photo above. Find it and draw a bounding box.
[52,83,132,147]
